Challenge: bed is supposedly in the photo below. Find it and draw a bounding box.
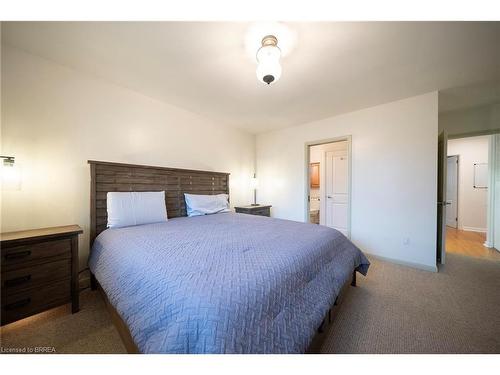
[87,160,369,354]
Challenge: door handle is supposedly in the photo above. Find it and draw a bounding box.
[437,201,451,206]
[5,250,31,260]
[5,275,32,287]
[5,298,31,310]
[327,195,332,199]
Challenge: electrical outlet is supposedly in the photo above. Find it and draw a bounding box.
[403,237,410,246]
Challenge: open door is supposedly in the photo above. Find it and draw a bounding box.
[325,150,349,237]
[437,131,449,264]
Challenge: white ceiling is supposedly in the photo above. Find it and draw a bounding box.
[439,80,500,113]
[2,22,500,134]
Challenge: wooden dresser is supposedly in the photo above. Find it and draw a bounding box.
[1,225,83,326]
[234,205,272,217]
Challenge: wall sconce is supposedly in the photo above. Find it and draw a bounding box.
[1,156,22,190]
[250,173,259,206]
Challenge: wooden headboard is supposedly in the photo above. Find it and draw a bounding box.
[88,160,230,246]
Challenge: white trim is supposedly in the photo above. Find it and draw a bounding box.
[461,226,487,233]
[486,135,496,249]
[446,154,459,229]
[365,252,438,273]
[319,151,326,225]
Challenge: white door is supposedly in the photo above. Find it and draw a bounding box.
[325,150,349,236]
[446,155,458,228]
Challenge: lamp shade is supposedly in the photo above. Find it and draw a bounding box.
[256,45,282,85]
[256,35,282,85]
[250,176,259,189]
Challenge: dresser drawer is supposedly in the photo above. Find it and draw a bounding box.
[235,206,271,217]
[1,225,82,325]
[252,208,270,216]
[1,258,71,296]
[1,238,71,268]
[1,279,71,325]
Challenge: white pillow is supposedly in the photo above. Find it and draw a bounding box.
[184,193,230,217]
[107,191,168,228]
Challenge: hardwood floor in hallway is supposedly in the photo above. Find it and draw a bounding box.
[446,227,500,260]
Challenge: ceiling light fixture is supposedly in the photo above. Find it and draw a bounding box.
[256,35,281,85]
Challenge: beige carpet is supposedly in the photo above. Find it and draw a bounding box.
[0,288,126,354]
[1,253,499,354]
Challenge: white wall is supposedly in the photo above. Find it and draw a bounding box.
[257,92,439,271]
[439,102,500,137]
[447,135,489,232]
[1,45,256,268]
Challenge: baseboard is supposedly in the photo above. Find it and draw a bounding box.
[461,226,487,233]
[79,274,90,289]
[483,241,494,248]
[364,252,438,273]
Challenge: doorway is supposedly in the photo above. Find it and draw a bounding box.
[306,137,351,238]
[437,133,500,263]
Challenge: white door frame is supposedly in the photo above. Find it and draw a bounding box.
[485,135,497,248]
[446,154,459,229]
[305,136,352,239]
[437,131,448,265]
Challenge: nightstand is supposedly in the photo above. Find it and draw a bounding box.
[1,225,83,325]
[234,205,272,217]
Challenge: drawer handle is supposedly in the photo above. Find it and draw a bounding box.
[5,250,31,260]
[5,275,32,287]
[5,298,31,310]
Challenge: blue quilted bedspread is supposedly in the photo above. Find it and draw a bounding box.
[89,212,369,353]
